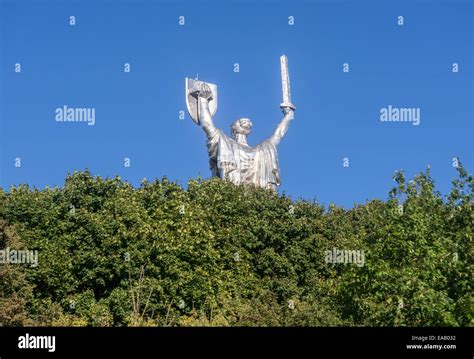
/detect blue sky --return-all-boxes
[0,0,472,208]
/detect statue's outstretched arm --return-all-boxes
[196,85,218,138]
[269,107,294,146]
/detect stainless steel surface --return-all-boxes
[185,78,218,125]
[280,55,295,110]
[185,56,295,190]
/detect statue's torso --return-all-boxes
[207,129,280,190]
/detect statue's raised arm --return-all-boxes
[190,84,217,139]
[186,79,219,139]
[195,85,218,138]
[268,106,295,146]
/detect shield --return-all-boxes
[185,78,218,125]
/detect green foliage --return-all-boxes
[0,219,34,326]
[0,165,472,326]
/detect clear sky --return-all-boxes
[0,0,472,208]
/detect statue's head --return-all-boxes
[231,118,252,140]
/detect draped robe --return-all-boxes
[206,129,281,190]
[196,96,292,191]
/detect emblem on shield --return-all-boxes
[185,78,218,125]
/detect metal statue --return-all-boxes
[185,55,295,190]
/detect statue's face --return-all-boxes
[232,118,253,137]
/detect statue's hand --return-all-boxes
[194,83,213,101]
[282,106,295,116]
[190,83,213,101]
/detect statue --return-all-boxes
[185,55,295,190]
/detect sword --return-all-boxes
[280,55,296,111]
